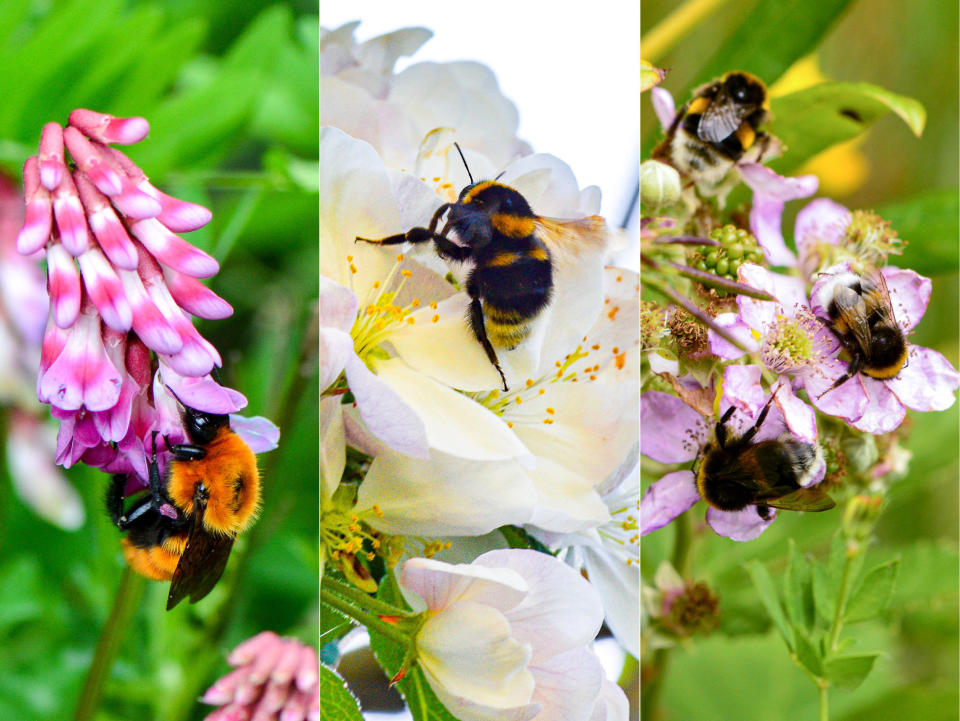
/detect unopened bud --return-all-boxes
[641,160,681,208]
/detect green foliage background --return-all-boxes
[0,2,318,719]
[642,0,958,719]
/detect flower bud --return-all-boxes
[641,159,681,208]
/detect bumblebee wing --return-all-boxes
[860,270,899,325]
[166,505,234,610]
[765,486,836,513]
[832,284,873,351]
[698,86,744,143]
[532,216,614,261]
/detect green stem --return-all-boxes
[322,576,413,618]
[672,509,694,576]
[320,588,411,647]
[73,567,146,721]
[819,682,829,721]
[828,551,855,651]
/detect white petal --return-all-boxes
[402,557,528,613]
[320,397,345,504]
[319,327,354,390]
[375,358,530,460]
[525,456,611,533]
[529,646,604,721]
[589,678,630,721]
[358,449,536,536]
[418,601,534,709]
[582,545,640,659]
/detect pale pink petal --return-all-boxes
[319,327,353,390]
[476,548,604,663]
[128,217,218,278]
[229,415,280,453]
[721,364,764,419]
[17,157,53,255]
[319,275,359,332]
[63,127,123,196]
[650,86,676,130]
[772,380,817,442]
[162,267,233,319]
[52,171,90,256]
[880,266,930,332]
[848,377,906,434]
[270,640,304,685]
[640,470,699,536]
[794,197,850,268]
[589,678,630,721]
[38,122,66,191]
[738,264,807,317]
[640,391,707,463]
[739,163,818,267]
[46,243,81,328]
[74,171,139,270]
[294,645,318,694]
[706,505,775,541]
[202,666,249,705]
[805,356,868,422]
[887,346,960,412]
[68,108,149,145]
[707,312,754,359]
[77,247,133,331]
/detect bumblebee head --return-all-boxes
[165,387,230,445]
[448,181,535,244]
[721,71,768,108]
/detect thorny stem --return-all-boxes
[73,567,146,721]
[322,576,413,619]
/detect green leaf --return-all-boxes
[320,664,364,721]
[812,562,836,623]
[793,630,824,677]
[879,189,959,275]
[783,540,815,633]
[691,0,855,91]
[769,82,926,174]
[823,652,881,690]
[845,559,899,624]
[745,561,793,650]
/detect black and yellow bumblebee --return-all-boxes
[107,400,260,610]
[655,71,773,189]
[815,268,908,396]
[696,393,835,520]
[356,148,608,391]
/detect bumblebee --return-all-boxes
[655,71,773,190]
[107,400,260,610]
[815,269,908,395]
[696,394,835,520]
[356,149,608,391]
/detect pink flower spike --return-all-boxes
[38,123,66,191]
[46,243,81,329]
[52,172,90,256]
[77,247,133,331]
[294,645,318,693]
[38,313,69,401]
[63,127,123,197]
[163,267,233,319]
[17,157,53,255]
[129,218,219,278]
[39,304,123,411]
[68,108,149,145]
[202,667,249,705]
[116,268,182,354]
[142,271,221,375]
[151,185,213,232]
[91,328,135,442]
[74,172,139,270]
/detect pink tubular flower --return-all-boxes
[201,631,319,721]
[16,109,275,484]
[641,370,825,542]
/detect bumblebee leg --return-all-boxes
[168,441,207,461]
[468,294,508,392]
[740,392,778,445]
[817,354,862,399]
[357,204,453,246]
[715,405,737,448]
[106,474,128,527]
[757,504,773,521]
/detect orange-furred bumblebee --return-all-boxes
[655,71,774,189]
[814,268,908,396]
[696,394,835,520]
[356,147,609,391]
[107,401,260,610]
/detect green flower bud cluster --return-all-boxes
[691,225,764,282]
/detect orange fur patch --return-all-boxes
[122,538,182,581]
[491,213,535,238]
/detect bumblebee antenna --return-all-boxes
[453,142,474,185]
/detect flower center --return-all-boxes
[599,489,639,567]
[760,307,822,375]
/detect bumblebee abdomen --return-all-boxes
[121,536,185,581]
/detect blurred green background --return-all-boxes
[642,0,958,719]
[0,2,318,719]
